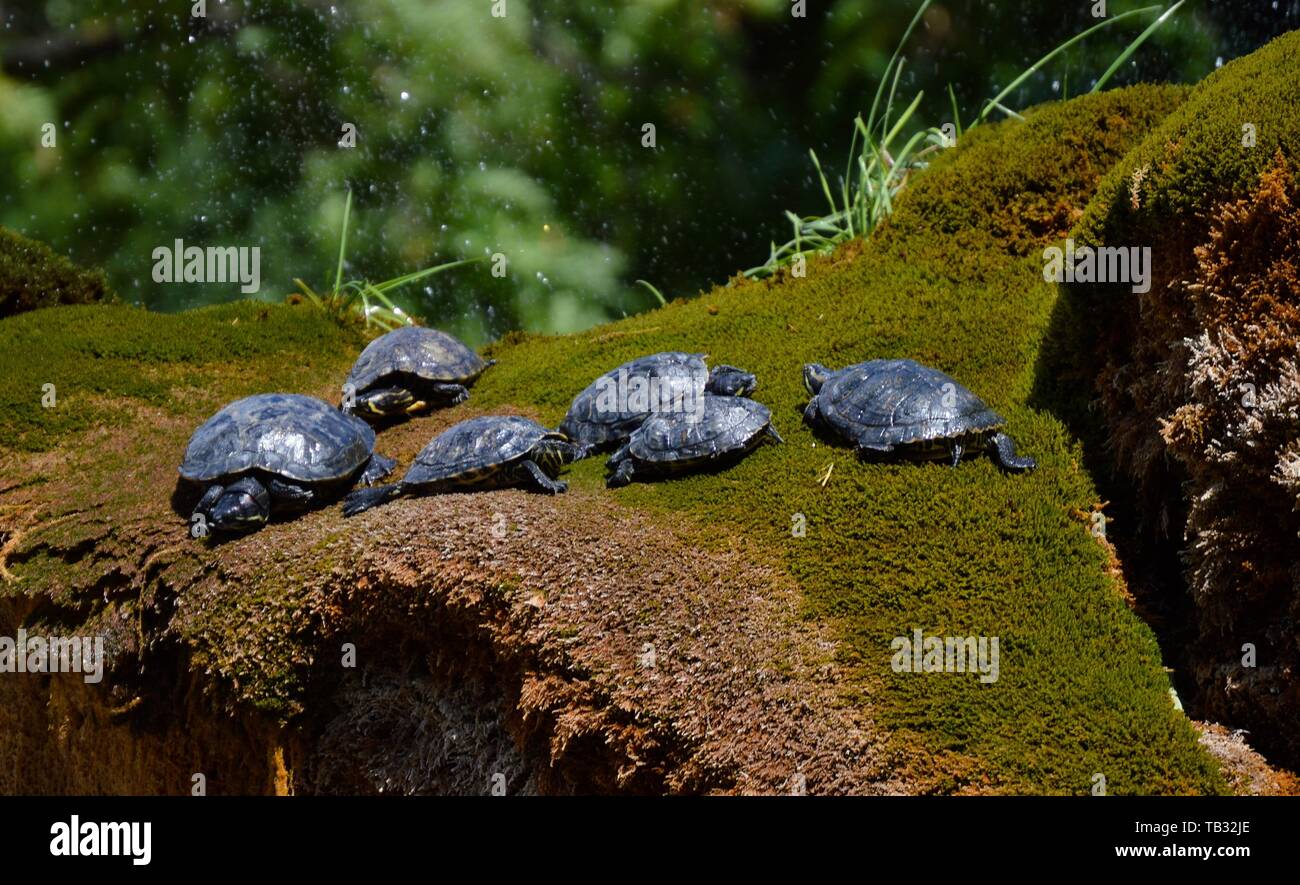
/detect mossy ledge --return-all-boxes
[3,77,1293,793]
[0,226,113,319]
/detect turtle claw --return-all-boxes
[361,452,398,485]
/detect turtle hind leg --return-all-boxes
[949,441,965,467]
[342,483,404,517]
[360,452,398,485]
[520,459,567,494]
[989,432,1036,472]
[765,423,785,445]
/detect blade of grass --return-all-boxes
[1093,0,1184,92]
[369,256,486,294]
[635,279,668,306]
[975,5,1160,126]
[866,0,932,135]
[333,189,352,296]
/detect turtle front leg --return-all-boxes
[427,382,470,405]
[949,441,965,467]
[265,476,315,512]
[360,452,398,485]
[605,459,635,489]
[520,459,568,494]
[802,397,824,431]
[191,484,225,534]
[605,443,635,488]
[988,432,1036,472]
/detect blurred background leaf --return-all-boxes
[0,0,1294,343]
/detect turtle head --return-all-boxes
[706,365,757,397]
[204,476,271,533]
[537,433,585,473]
[349,386,418,420]
[803,363,832,395]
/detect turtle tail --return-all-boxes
[342,483,403,517]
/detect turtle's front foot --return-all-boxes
[429,382,470,405]
[361,452,398,485]
[521,459,567,494]
[605,460,635,489]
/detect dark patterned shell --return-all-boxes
[404,416,550,484]
[180,393,375,483]
[817,359,1003,446]
[559,351,708,447]
[627,396,771,465]
[346,326,488,392]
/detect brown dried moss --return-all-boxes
[1159,156,1300,760]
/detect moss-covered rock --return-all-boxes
[3,82,1271,794]
[1046,30,1300,768]
[0,227,114,318]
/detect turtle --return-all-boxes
[801,358,1036,471]
[342,415,581,515]
[559,351,757,456]
[343,326,493,420]
[605,395,782,488]
[179,393,397,534]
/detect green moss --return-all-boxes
[1076,30,1300,250]
[0,301,363,451]
[468,84,1223,793]
[0,227,114,318]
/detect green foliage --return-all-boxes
[745,1,1186,280]
[0,226,113,317]
[0,1,1259,340]
[293,189,485,331]
[471,84,1222,793]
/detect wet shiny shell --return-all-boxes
[816,358,1004,447]
[403,416,552,485]
[559,351,708,446]
[626,395,771,466]
[180,393,376,483]
[346,326,489,392]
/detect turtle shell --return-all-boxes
[180,393,376,484]
[403,416,553,485]
[625,395,771,467]
[559,351,708,447]
[346,326,489,392]
[817,359,1003,447]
